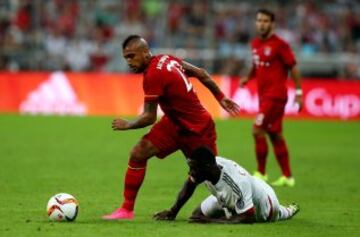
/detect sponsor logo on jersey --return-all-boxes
[264,46,272,56]
[236,198,245,210]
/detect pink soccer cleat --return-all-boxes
[102,208,134,220]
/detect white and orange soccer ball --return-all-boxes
[47,193,79,221]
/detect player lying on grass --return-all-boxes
[154,147,299,223]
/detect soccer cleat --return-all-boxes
[102,208,134,220]
[253,171,268,182]
[287,203,300,218]
[271,176,295,187]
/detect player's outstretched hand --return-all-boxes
[112,118,130,130]
[153,210,176,221]
[220,97,240,116]
[294,95,303,112]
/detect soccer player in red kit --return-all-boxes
[240,9,303,187]
[103,35,240,220]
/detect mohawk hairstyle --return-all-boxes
[122,35,142,49]
[256,9,275,22]
[189,146,216,166]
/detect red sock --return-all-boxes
[271,138,291,177]
[121,160,147,211]
[255,136,268,175]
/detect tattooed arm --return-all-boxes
[112,101,158,130]
[181,61,240,116]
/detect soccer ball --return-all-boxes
[47,193,79,221]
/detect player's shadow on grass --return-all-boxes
[38,217,321,227]
[76,218,190,225]
[36,218,190,225]
[74,218,306,226]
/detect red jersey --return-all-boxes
[143,54,212,133]
[251,34,296,101]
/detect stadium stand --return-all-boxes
[0,0,359,78]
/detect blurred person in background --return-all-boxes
[240,9,302,187]
[0,0,359,75]
[43,27,67,70]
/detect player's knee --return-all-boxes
[252,127,265,138]
[129,147,148,163]
[269,132,283,141]
[129,140,156,162]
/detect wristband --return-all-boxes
[295,89,303,96]
[215,91,225,101]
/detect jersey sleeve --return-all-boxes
[279,41,297,68]
[234,178,254,214]
[143,70,163,102]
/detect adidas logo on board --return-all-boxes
[20,72,86,115]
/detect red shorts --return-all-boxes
[253,99,286,133]
[143,116,217,158]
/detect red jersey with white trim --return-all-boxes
[143,54,212,133]
[251,34,296,101]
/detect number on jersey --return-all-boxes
[166,60,193,92]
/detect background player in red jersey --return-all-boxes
[240,9,303,187]
[103,35,240,220]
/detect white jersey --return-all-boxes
[203,156,280,222]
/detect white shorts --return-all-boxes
[256,180,280,222]
[200,195,223,217]
[200,195,239,219]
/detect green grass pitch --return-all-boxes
[0,115,359,237]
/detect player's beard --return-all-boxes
[130,65,145,73]
[136,66,146,73]
[259,27,272,39]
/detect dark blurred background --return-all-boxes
[0,0,359,78]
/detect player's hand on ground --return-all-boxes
[153,210,176,221]
[294,95,303,112]
[220,98,240,116]
[112,118,130,130]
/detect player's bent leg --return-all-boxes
[255,179,281,222]
[252,126,269,181]
[103,139,159,220]
[189,206,206,220]
[129,138,159,163]
[268,132,295,187]
[277,203,300,221]
[122,139,158,209]
[199,195,225,218]
[189,196,225,223]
